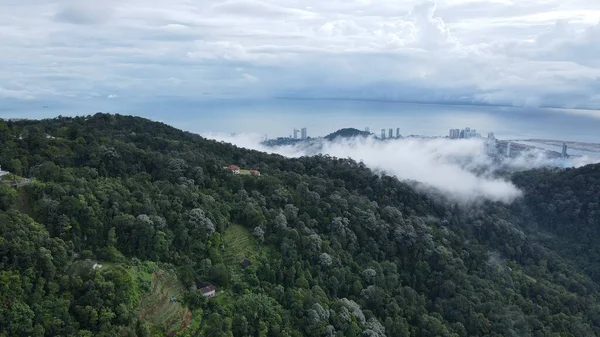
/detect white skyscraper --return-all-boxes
[396,128,400,138]
[381,129,386,139]
[301,127,307,140]
[293,128,299,139]
[388,128,393,138]
[485,133,497,155]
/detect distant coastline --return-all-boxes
[274,96,600,112]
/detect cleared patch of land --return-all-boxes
[222,224,259,266]
[136,267,191,336]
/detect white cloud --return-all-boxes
[54,1,116,25]
[202,133,600,204]
[2,0,600,108]
[204,134,599,205]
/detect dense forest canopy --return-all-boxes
[1,113,599,337]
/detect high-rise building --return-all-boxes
[449,129,460,139]
[506,142,512,157]
[381,129,386,139]
[562,142,568,157]
[301,127,307,140]
[457,127,482,139]
[396,128,400,138]
[485,133,497,155]
[388,128,393,138]
[293,128,299,139]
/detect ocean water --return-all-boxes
[515,141,600,158]
[3,98,600,143]
[138,99,600,143]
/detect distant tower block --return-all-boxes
[506,142,512,157]
[485,133,497,154]
[293,128,299,139]
[396,128,400,138]
[562,142,568,157]
[301,127,307,140]
[388,128,393,138]
[381,129,386,139]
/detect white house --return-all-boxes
[0,165,8,177]
[199,285,216,297]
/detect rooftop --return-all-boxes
[199,285,216,294]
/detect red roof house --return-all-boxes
[224,165,241,174]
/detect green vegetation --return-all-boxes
[137,268,190,336]
[1,113,600,337]
[221,224,259,265]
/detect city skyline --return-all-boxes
[275,125,503,141]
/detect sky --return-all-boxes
[2,0,600,110]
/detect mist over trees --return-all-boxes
[1,113,599,336]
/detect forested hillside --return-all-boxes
[512,166,600,281]
[1,113,600,337]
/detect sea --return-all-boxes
[3,98,600,144]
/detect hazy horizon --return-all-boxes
[3,98,600,143]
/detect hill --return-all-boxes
[324,128,372,140]
[1,113,600,336]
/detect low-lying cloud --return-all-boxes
[204,133,600,205]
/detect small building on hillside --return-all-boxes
[224,165,240,174]
[249,170,260,176]
[195,280,216,297]
[199,285,216,297]
[0,165,8,177]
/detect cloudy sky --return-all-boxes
[2,0,600,110]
